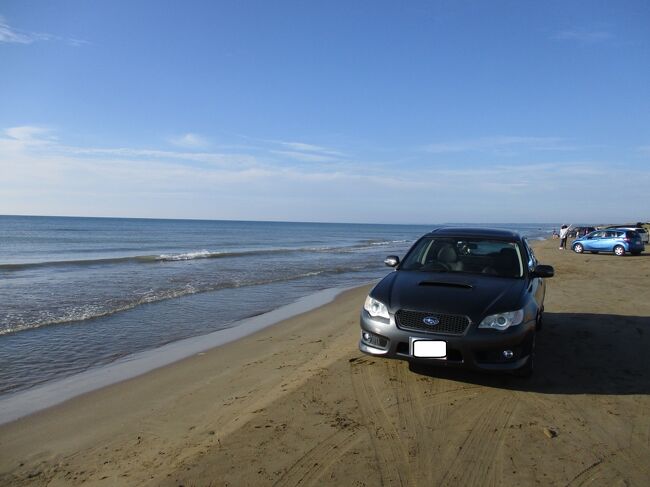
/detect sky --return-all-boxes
[1,1,649,224]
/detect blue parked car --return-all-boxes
[572,229,644,256]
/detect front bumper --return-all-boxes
[359,310,535,372]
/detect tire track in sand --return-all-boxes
[435,391,517,486]
[513,391,650,486]
[390,362,481,485]
[350,357,515,486]
[272,428,362,487]
[350,357,413,486]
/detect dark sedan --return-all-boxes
[359,228,554,377]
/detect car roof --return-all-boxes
[426,227,522,240]
[592,228,636,235]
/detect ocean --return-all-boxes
[0,215,554,398]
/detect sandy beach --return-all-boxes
[1,237,649,486]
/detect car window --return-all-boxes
[523,238,537,270]
[605,231,617,238]
[591,231,605,238]
[400,237,523,277]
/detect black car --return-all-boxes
[569,226,596,238]
[359,228,554,377]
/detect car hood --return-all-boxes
[372,270,527,323]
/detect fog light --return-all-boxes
[502,350,514,359]
[361,331,388,349]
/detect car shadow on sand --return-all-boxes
[408,312,650,395]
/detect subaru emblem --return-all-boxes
[423,316,440,326]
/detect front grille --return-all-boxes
[395,309,470,335]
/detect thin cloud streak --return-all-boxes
[424,136,569,154]
[552,29,613,44]
[0,15,88,46]
[271,150,340,163]
[277,141,345,158]
[169,133,210,149]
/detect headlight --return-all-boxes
[364,296,390,320]
[478,309,524,331]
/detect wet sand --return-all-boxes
[1,238,649,486]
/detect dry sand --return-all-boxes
[1,238,650,486]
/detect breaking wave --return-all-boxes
[0,240,409,272]
[0,263,379,336]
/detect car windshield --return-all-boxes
[400,237,524,277]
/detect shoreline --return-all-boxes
[0,284,362,425]
[0,235,554,423]
[3,237,650,486]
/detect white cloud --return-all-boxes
[169,133,210,149]
[273,140,346,159]
[60,146,260,168]
[280,142,328,152]
[0,15,87,46]
[1,126,648,223]
[271,150,340,163]
[0,16,43,44]
[5,126,53,142]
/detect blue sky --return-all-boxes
[1,1,649,224]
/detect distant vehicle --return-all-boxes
[359,228,554,377]
[569,226,596,238]
[572,229,644,256]
[604,226,649,244]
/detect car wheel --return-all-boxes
[614,245,625,256]
[573,243,584,253]
[514,335,535,378]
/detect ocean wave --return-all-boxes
[0,250,276,271]
[0,263,379,336]
[0,239,410,271]
[309,240,410,253]
[156,250,223,261]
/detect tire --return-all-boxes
[573,243,584,253]
[614,245,625,256]
[514,335,535,378]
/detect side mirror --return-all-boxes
[384,255,400,267]
[531,264,554,278]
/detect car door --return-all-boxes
[585,231,604,251]
[602,231,620,251]
[524,239,545,308]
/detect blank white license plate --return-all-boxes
[412,340,447,358]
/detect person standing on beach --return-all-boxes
[559,224,571,250]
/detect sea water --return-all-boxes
[0,216,554,396]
